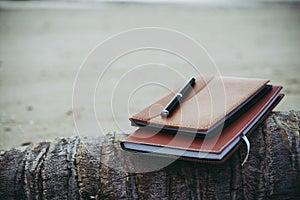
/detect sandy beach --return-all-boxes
[0,1,299,149]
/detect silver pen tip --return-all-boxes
[161,110,169,118]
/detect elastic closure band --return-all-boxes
[241,135,250,166]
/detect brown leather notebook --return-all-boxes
[121,85,284,163]
[130,76,270,135]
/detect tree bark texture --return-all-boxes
[0,111,299,200]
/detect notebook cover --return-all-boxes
[130,76,270,134]
[121,85,283,163]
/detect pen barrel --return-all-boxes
[179,77,196,97]
[161,77,196,118]
[164,94,182,114]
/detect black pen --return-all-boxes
[161,77,196,118]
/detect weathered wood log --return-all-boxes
[0,111,299,199]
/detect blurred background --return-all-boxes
[0,0,299,149]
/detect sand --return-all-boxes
[0,1,299,149]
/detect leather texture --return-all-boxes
[122,85,283,163]
[130,76,270,132]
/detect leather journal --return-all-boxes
[121,76,284,163]
[130,76,271,135]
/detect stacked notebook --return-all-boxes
[121,76,284,163]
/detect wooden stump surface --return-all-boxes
[0,111,299,199]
